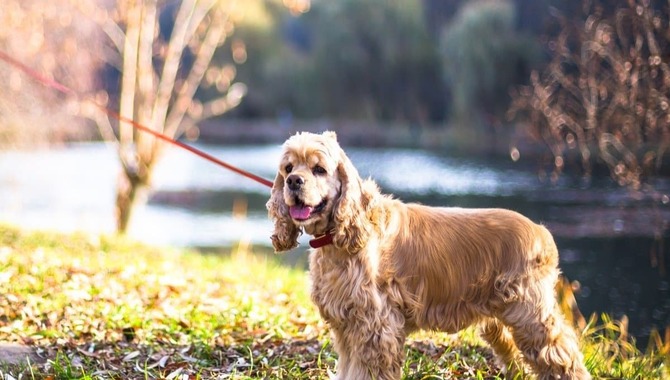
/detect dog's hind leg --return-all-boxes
[480,318,526,379]
[498,277,591,380]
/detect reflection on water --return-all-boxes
[1,142,669,344]
[557,237,670,339]
[0,144,118,233]
[349,150,538,196]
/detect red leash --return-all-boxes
[0,50,273,189]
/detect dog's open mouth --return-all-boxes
[289,198,327,221]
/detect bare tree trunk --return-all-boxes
[100,0,243,234]
[115,170,149,233]
[115,0,142,235]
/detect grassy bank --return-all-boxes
[0,225,667,379]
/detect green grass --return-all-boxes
[0,224,667,379]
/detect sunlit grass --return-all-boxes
[0,224,668,379]
[0,224,329,378]
[579,314,670,379]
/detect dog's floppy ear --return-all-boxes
[332,149,371,254]
[266,172,300,252]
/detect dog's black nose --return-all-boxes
[286,174,304,191]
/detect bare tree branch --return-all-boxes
[78,99,117,144]
[164,7,230,138]
[150,0,203,135]
[100,19,126,55]
[136,0,158,165]
[119,0,141,148]
[185,83,247,124]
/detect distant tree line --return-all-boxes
[209,0,562,131]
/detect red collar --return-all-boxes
[309,232,333,248]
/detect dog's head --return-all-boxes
[266,131,370,253]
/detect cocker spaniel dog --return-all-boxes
[267,131,591,380]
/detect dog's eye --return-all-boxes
[313,165,327,175]
[285,164,293,173]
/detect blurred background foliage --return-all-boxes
[0,0,630,130]
[232,0,446,123]
[218,0,558,128]
[441,0,541,128]
[0,0,103,145]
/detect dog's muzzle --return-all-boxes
[289,198,327,221]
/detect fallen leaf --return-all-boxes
[165,367,182,380]
[122,350,140,361]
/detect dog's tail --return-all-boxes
[535,224,560,272]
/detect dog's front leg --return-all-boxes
[330,328,353,380]
[330,309,406,380]
[331,330,404,380]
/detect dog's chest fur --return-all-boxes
[308,245,387,327]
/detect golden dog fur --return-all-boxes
[267,131,591,380]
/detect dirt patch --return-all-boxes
[0,343,43,365]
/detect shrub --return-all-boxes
[508,0,670,189]
[441,0,540,128]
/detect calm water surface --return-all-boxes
[1,142,669,343]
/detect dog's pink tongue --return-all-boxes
[289,205,313,220]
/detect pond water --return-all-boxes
[1,142,669,344]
